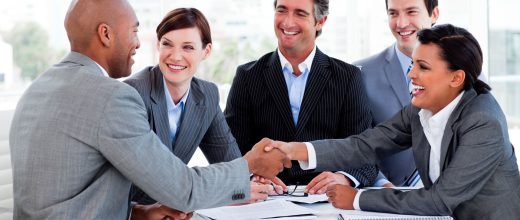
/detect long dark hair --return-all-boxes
[417,24,491,93]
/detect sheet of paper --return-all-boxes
[196,199,316,220]
[268,194,328,204]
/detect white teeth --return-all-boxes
[399,31,413,36]
[167,64,186,70]
[413,85,425,90]
[283,30,298,35]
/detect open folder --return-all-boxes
[196,199,316,220]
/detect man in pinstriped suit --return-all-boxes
[225,0,377,193]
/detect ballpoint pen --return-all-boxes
[337,213,345,220]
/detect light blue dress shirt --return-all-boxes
[163,77,189,144]
[277,46,317,126]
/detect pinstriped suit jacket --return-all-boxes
[353,45,416,186]
[124,65,242,204]
[225,48,378,186]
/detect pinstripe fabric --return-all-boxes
[124,66,241,204]
[225,48,377,186]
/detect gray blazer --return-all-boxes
[124,66,242,204]
[312,89,520,219]
[9,52,250,219]
[354,45,416,186]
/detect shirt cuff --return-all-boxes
[374,178,391,187]
[298,142,316,170]
[353,190,363,210]
[335,171,361,188]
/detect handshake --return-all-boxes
[242,138,305,179]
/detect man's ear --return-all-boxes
[315,16,327,33]
[98,23,112,47]
[450,69,466,88]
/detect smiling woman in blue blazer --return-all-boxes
[268,24,520,219]
[124,8,276,211]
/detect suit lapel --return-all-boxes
[263,52,296,133]
[295,49,330,136]
[383,45,410,107]
[411,109,434,187]
[172,79,205,163]
[439,90,477,170]
[150,67,172,151]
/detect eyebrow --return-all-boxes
[388,6,421,12]
[415,59,431,66]
[160,36,195,45]
[276,5,311,16]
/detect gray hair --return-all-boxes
[274,0,329,36]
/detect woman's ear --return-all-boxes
[450,69,466,88]
[202,43,212,60]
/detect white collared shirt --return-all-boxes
[277,46,316,125]
[419,91,464,183]
[303,91,465,210]
[162,77,190,144]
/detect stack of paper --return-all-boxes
[196,199,316,220]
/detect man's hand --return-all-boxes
[326,184,357,210]
[305,172,351,194]
[131,203,192,220]
[243,138,291,179]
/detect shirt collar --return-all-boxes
[94,62,110,78]
[162,76,190,112]
[419,91,465,126]
[394,44,412,76]
[277,45,317,74]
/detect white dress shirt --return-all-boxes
[419,91,464,182]
[303,91,465,210]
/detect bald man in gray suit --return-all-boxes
[9,0,289,219]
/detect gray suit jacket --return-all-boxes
[354,45,416,186]
[312,89,520,219]
[9,52,250,219]
[124,66,242,204]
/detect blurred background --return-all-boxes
[1,0,519,219]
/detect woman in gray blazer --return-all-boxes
[269,24,520,219]
[124,8,278,211]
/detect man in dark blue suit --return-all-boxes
[225,0,377,194]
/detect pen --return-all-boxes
[337,213,345,220]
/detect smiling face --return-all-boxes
[157,27,211,89]
[107,5,140,78]
[387,0,438,57]
[274,0,326,56]
[409,43,465,114]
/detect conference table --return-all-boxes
[193,198,453,220]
